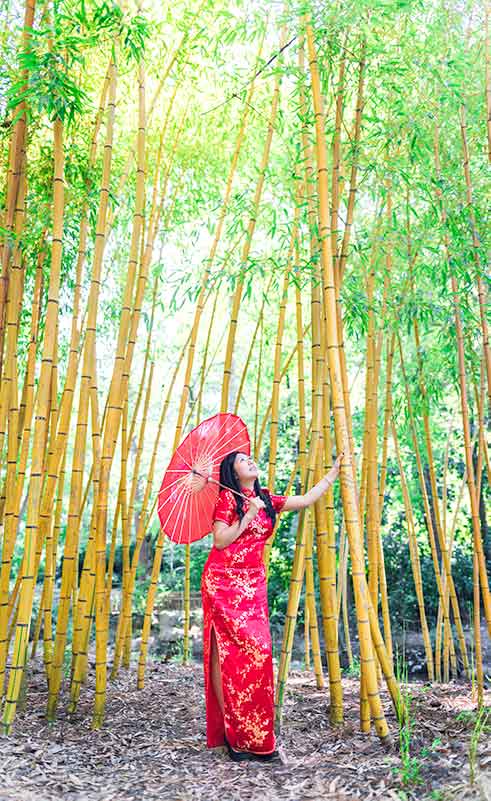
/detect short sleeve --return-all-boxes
[213,489,237,526]
[267,491,287,514]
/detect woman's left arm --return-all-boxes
[282,453,344,512]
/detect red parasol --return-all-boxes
[157,413,250,544]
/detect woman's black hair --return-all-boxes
[219,451,276,526]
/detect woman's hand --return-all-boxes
[282,451,345,512]
[327,451,344,481]
[212,495,265,550]
[334,451,344,469]
[244,496,265,521]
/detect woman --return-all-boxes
[201,449,343,762]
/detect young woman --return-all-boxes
[201,450,343,762]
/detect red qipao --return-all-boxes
[201,487,286,754]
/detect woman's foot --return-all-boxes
[224,737,278,763]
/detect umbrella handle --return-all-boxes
[191,469,250,503]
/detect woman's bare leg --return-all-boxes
[210,627,224,713]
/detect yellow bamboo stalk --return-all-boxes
[304,512,324,688]
[46,64,117,722]
[486,0,491,163]
[174,36,264,436]
[459,103,491,410]
[391,419,434,680]
[330,39,347,268]
[267,208,298,490]
[253,314,264,457]
[434,121,491,636]
[337,39,366,283]
[0,163,27,697]
[275,436,320,727]
[127,362,154,540]
[136,530,165,689]
[197,286,220,422]
[27,66,112,613]
[365,243,380,616]
[317,345,343,718]
[295,250,323,688]
[378,334,395,520]
[109,112,187,670]
[337,524,354,668]
[68,358,103,708]
[398,339,465,675]
[220,29,285,413]
[233,274,273,415]
[113,335,192,685]
[2,114,65,734]
[0,0,35,379]
[408,250,462,672]
[14,238,45,485]
[304,599,310,671]
[255,323,311,459]
[473,550,484,707]
[314,440,343,723]
[41,445,67,679]
[306,17,393,740]
[182,543,191,664]
[91,61,147,728]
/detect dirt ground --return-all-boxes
[0,659,489,801]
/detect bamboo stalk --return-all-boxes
[267,211,298,491]
[2,113,65,734]
[92,60,147,728]
[473,549,484,707]
[108,102,189,670]
[253,315,264,458]
[398,339,464,674]
[0,162,27,697]
[136,530,165,689]
[337,40,366,283]
[47,64,117,722]
[0,0,36,379]
[365,240,380,618]
[391,419,434,680]
[233,274,273,415]
[127,362,154,540]
[220,29,285,413]
[42,445,67,679]
[486,0,491,164]
[459,103,491,412]
[275,437,320,727]
[306,17,394,740]
[304,513,324,688]
[174,36,264,437]
[434,121,491,636]
[331,38,347,270]
[114,335,192,685]
[255,323,312,459]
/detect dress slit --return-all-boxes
[204,620,227,748]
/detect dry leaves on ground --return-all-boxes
[0,659,489,801]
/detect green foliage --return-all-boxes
[6,0,150,126]
[2,0,488,672]
[468,707,490,786]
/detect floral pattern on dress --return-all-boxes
[201,486,286,754]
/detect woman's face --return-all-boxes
[233,452,258,483]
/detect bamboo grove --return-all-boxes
[0,0,489,738]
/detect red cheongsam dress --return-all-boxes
[201,486,286,754]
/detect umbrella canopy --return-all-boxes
[157,413,250,544]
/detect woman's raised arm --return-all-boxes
[282,453,343,512]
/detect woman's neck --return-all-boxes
[240,479,256,493]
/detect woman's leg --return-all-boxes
[210,626,224,713]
